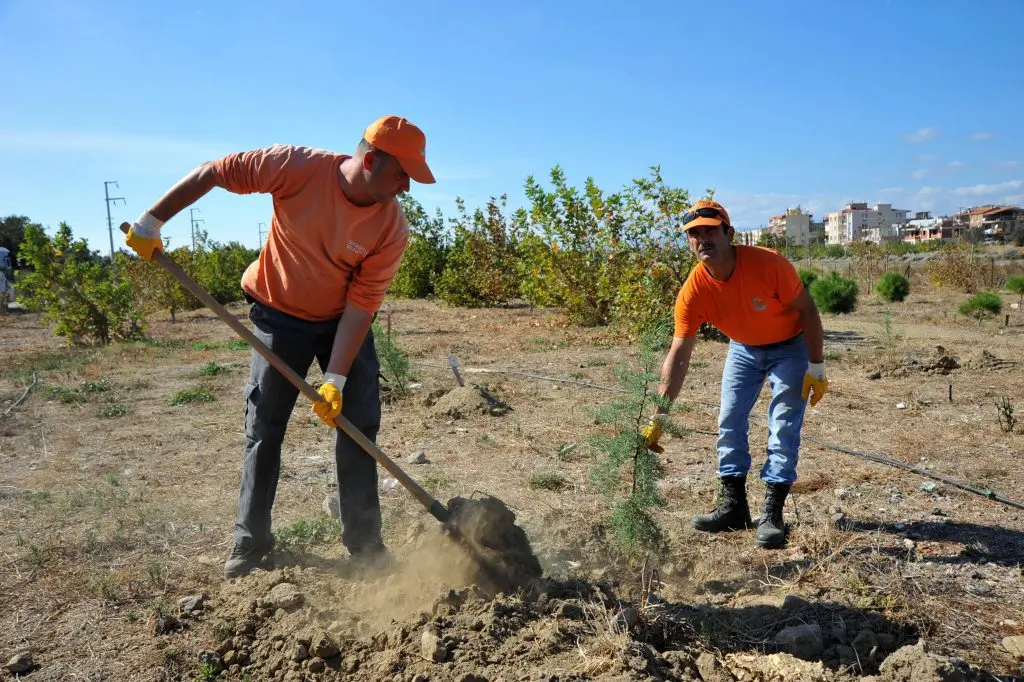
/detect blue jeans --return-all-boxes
[717,334,808,485]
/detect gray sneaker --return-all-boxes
[223,544,273,579]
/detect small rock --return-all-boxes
[1003,635,1024,660]
[456,674,489,682]
[407,450,429,465]
[896,402,907,409]
[421,629,446,662]
[610,606,638,634]
[322,493,340,518]
[903,538,917,551]
[558,443,578,458]
[411,675,429,682]
[178,594,205,616]
[197,651,224,673]
[695,652,733,682]
[920,481,938,493]
[309,633,340,659]
[5,651,32,674]
[834,488,852,500]
[267,583,304,610]
[291,644,309,662]
[308,657,325,673]
[774,623,824,660]
[222,650,238,666]
[868,371,883,380]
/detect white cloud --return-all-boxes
[910,168,928,180]
[917,153,938,162]
[969,132,994,142]
[714,190,844,227]
[904,127,937,143]
[946,161,965,171]
[953,180,1022,196]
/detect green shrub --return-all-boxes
[435,196,524,307]
[809,272,859,314]
[1006,275,1024,307]
[876,272,911,302]
[16,222,145,345]
[958,292,1002,325]
[527,472,568,492]
[170,388,216,405]
[797,268,819,291]
[372,321,415,401]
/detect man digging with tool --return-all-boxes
[124,115,435,578]
[642,200,829,549]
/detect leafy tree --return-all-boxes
[435,195,525,307]
[757,233,790,251]
[17,222,144,344]
[391,195,449,298]
[0,215,37,269]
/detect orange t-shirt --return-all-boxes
[211,144,408,322]
[673,245,804,345]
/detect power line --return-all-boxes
[189,208,205,251]
[104,181,126,261]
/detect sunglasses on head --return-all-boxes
[682,207,729,227]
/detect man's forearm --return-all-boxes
[655,338,695,415]
[801,308,825,364]
[326,308,374,378]
[148,163,220,222]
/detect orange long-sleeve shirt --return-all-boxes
[211,144,408,321]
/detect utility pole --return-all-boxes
[258,222,267,245]
[189,208,205,251]
[104,181,126,261]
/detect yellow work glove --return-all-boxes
[312,372,345,426]
[640,414,666,453]
[802,362,829,407]
[125,211,165,261]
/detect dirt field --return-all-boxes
[2,284,1023,681]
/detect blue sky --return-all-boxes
[1,0,1022,254]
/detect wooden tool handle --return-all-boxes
[120,223,450,523]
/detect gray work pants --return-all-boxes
[234,299,383,555]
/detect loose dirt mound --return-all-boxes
[870,351,961,379]
[444,495,543,597]
[192,568,989,682]
[428,385,511,419]
[964,349,1018,372]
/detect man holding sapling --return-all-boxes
[124,116,435,577]
[641,200,828,548]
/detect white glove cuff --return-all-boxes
[808,362,826,380]
[323,372,347,390]
[133,211,165,239]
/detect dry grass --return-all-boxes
[1,287,1023,677]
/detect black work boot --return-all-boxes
[692,476,753,532]
[755,483,791,549]
[223,541,274,579]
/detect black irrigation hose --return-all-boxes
[412,359,1024,511]
[801,434,1024,511]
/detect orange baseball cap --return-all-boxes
[682,200,731,230]
[364,115,435,184]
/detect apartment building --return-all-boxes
[767,207,813,246]
[826,202,909,245]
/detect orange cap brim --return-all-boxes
[396,155,436,184]
[684,216,726,231]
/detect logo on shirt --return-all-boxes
[751,296,767,312]
[347,240,368,257]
